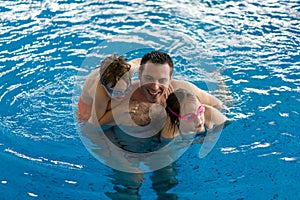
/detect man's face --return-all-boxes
[139,61,172,103]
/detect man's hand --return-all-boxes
[112,100,142,127]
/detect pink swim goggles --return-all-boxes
[167,104,205,122]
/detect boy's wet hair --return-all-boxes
[100,53,131,88]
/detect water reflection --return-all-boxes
[79,122,184,199]
[105,163,178,200]
[150,163,179,199]
[105,170,145,200]
[79,117,227,199]
[79,122,191,173]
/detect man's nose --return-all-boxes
[149,81,160,90]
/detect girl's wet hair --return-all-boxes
[166,88,198,130]
[99,53,131,88]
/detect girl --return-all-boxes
[161,88,229,139]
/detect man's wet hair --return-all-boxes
[140,51,174,75]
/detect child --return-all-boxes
[161,88,229,139]
[77,54,140,126]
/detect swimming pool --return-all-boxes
[1,0,299,199]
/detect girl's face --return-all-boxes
[178,98,205,134]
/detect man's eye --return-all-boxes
[159,79,168,84]
[145,76,153,81]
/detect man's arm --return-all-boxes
[127,58,141,75]
[171,80,223,110]
[203,105,228,129]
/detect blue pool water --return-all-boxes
[1,0,299,199]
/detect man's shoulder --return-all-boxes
[124,81,140,100]
[170,79,195,90]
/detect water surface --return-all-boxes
[0,0,299,199]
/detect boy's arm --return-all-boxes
[98,99,140,126]
[94,82,112,125]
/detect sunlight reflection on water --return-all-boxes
[0,0,299,199]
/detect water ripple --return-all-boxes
[1,0,299,139]
[5,148,83,169]
[0,0,299,198]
